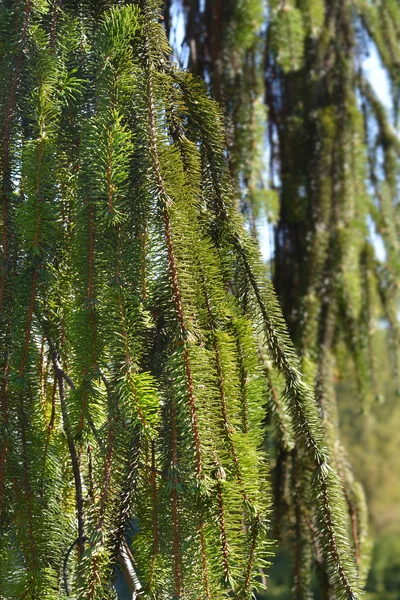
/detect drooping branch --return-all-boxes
[38,319,85,555]
[51,346,85,555]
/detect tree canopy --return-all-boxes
[0,1,399,599]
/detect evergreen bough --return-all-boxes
[0,1,362,599]
[171,0,400,596]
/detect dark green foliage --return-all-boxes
[0,1,378,599]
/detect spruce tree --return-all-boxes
[0,1,380,599]
[171,0,400,597]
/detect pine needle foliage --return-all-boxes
[0,1,366,599]
[171,0,400,597]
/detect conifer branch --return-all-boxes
[243,515,262,598]
[63,536,88,596]
[148,439,159,590]
[199,522,212,600]
[0,0,32,310]
[216,477,230,583]
[0,361,8,522]
[51,347,85,555]
[171,65,360,595]
[40,375,57,481]
[0,3,382,597]
[235,334,250,435]
[18,397,38,571]
[203,281,248,500]
[170,396,181,595]
[144,10,203,479]
[38,320,86,556]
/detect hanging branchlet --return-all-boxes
[0,2,380,600]
[166,0,400,596]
